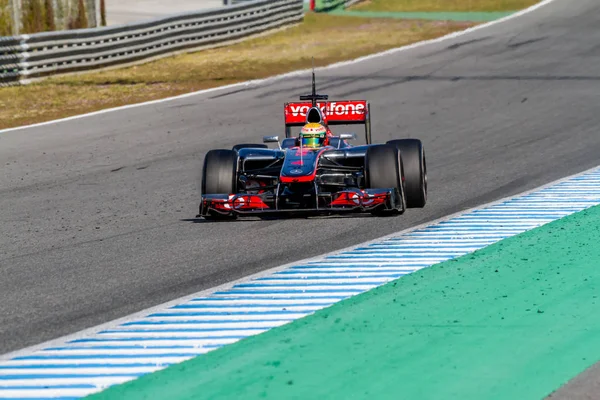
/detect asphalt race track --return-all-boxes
[1,0,599,356]
[106,0,224,26]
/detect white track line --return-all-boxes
[0,163,598,399]
[1,162,588,366]
[0,0,556,135]
[0,1,566,398]
[0,166,597,399]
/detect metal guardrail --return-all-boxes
[0,0,303,85]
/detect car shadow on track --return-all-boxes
[181,214,376,223]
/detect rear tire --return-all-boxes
[232,143,268,151]
[201,149,238,220]
[365,145,406,216]
[386,139,427,208]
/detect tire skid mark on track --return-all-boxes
[1,167,600,399]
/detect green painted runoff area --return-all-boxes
[312,0,515,20]
[90,205,600,400]
[326,10,514,21]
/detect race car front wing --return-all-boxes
[199,188,401,217]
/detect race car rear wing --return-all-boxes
[283,100,373,144]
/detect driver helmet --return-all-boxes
[299,123,327,148]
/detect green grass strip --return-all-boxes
[89,205,600,400]
[314,0,346,12]
[327,10,515,21]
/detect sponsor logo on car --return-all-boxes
[287,101,366,117]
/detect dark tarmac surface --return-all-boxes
[1,7,598,392]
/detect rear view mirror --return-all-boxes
[263,135,280,143]
[339,133,356,140]
[263,135,281,149]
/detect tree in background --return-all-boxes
[54,0,65,30]
[22,0,44,33]
[0,0,13,36]
[43,0,54,30]
[0,0,98,35]
[21,0,59,33]
[67,0,87,29]
[100,0,105,26]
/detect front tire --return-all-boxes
[365,145,406,216]
[201,149,238,220]
[386,139,427,208]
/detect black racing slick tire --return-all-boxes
[202,149,238,195]
[386,139,427,208]
[201,149,238,220]
[232,143,268,152]
[365,145,406,216]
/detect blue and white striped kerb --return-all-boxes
[3,168,600,399]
